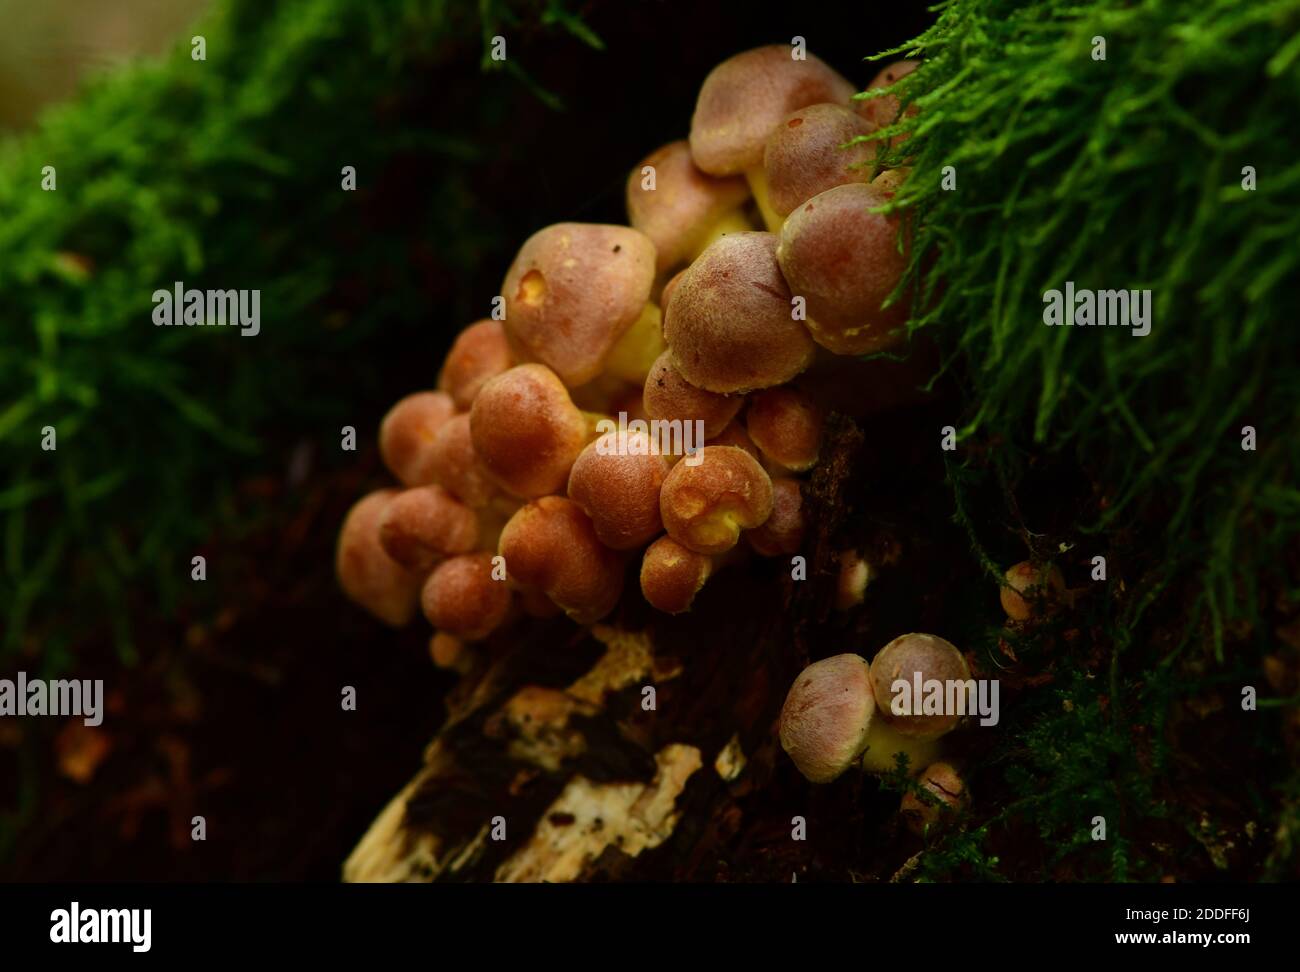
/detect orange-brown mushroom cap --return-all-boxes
[748,477,805,556]
[1000,560,1066,621]
[470,364,593,499]
[439,319,513,409]
[567,431,672,550]
[763,103,878,218]
[498,496,624,624]
[627,140,751,273]
[870,633,971,739]
[746,387,824,472]
[659,445,774,555]
[420,552,512,641]
[640,535,714,614]
[336,489,423,627]
[643,350,744,439]
[665,232,815,393]
[779,653,876,783]
[854,59,920,132]
[689,45,855,176]
[379,391,456,487]
[378,484,479,573]
[705,418,761,460]
[501,223,656,388]
[899,760,969,836]
[428,413,497,508]
[777,183,910,356]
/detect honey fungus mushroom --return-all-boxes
[469,364,596,499]
[643,350,744,440]
[869,633,971,740]
[779,654,876,783]
[659,445,774,555]
[855,59,920,133]
[377,484,479,573]
[626,140,752,273]
[665,232,815,393]
[1000,560,1067,621]
[763,103,878,218]
[777,182,910,356]
[336,489,423,627]
[567,430,672,550]
[379,391,456,486]
[899,761,969,836]
[747,477,805,556]
[501,223,656,388]
[745,387,824,473]
[427,413,497,509]
[497,496,624,624]
[438,319,513,410]
[689,45,855,230]
[420,551,512,641]
[640,535,714,615]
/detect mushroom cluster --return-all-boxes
[779,635,972,835]
[336,45,917,666]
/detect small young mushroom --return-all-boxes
[763,103,878,218]
[427,413,497,508]
[626,140,752,273]
[869,633,971,740]
[429,631,469,671]
[567,430,672,550]
[420,551,512,641]
[835,549,875,610]
[640,535,714,614]
[871,167,910,194]
[1000,560,1068,621]
[643,350,744,440]
[497,496,624,624]
[469,364,597,499]
[689,45,855,230]
[378,484,479,573]
[747,477,805,556]
[659,445,774,555]
[665,232,815,393]
[899,760,968,836]
[379,391,457,486]
[779,654,876,783]
[777,182,910,356]
[501,223,656,387]
[854,60,920,135]
[745,386,824,473]
[438,319,514,409]
[336,489,423,627]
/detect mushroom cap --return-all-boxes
[763,103,878,218]
[378,484,479,573]
[665,232,815,393]
[855,59,920,131]
[705,418,760,460]
[640,535,714,614]
[469,363,592,499]
[779,653,876,783]
[379,391,456,486]
[777,183,910,356]
[659,444,774,555]
[899,760,968,836]
[427,412,497,508]
[748,477,805,556]
[1000,560,1066,621]
[501,223,656,387]
[439,319,514,409]
[627,140,751,272]
[567,431,672,550]
[659,267,688,311]
[643,350,744,439]
[420,552,512,640]
[336,489,423,627]
[689,45,856,176]
[746,386,824,472]
[497,496,624,624]
[429,631,468,670]
[835,549,874,610]
[870,633,971,739]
